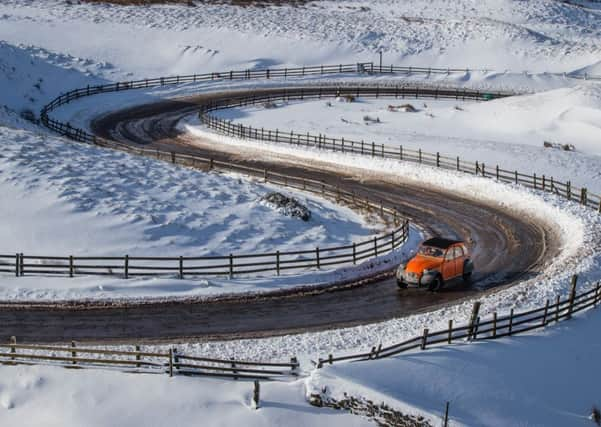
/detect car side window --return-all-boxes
[444,249,454,260]
[454,246,464,258]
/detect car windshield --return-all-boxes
[418,245,444,258]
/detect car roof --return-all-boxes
[422,237,463,249]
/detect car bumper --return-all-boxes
[396,270,436,288]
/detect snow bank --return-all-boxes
[310,307,601,427]
[0,41,104,126]
[160,122,601,361]
[211,86,601,190]
[0,364,369,427]
[0,126,402,301]
[1,0,600,74]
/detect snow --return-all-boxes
[210,86,601,191]
[1,0,601,76]
[0,364,370,427]
[0,126,405,301]
[309,306,601,427]
[1,303,599,427]
[1,0,601,424]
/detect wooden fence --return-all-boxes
[198,86,601,213]
[315,276,601,367]
[0,337,299,381]
[0,162,409,278]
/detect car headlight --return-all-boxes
[423,268,435,275]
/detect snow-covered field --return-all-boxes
[309,306,601,427]
[210,85,601,193]
[0,363,371,427]
[1,0,601,425]
[0,124,405,301]
[1,306,599,427]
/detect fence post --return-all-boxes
[542,300,549,326]
[316,247,320,269]
[567,181,571,200]
[421,328,429,350]
[492,312,497,337]
[448,319,453,344]
[10,336,16,362]
[373,237,378,257]
[179,256,184,279]
[168,348,174,377]
[508,308,514,335]
[68,255,74,277]
[555,295,560,322]
[124,255,129,279]
[253,381,260,409]
[19,253,24,276]
[595,282,600,307]
[400,145,403,160]
[419,149,422,163]
[229,254,234,278]
[567,274,578,319]
[352,243,357,264]
[443,401,450,427]
[468,302,481,340]
[136,345,141,368]
[436,152,440,167]
[15,253,19,277]
[456,156,460,171]
[276,251,280,276]
[71,341,77,365]
[496,165,499,181]
[581,188,587,206]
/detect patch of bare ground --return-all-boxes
[309,391,433,427]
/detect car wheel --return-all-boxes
[396,279,407,289]
[462,262,473,282]
[428,276,443,292]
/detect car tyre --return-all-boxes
[396,279,407,289]
[428,276,443,292]
[462,261,473,283]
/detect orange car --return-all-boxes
[396,237,473,291]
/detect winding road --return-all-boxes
[1,87,558,343]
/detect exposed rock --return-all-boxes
[387,104,417,112]
[260,192,311,221]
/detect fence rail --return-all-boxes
[0,337,299,380]
[197,86,601,213]
[8,59,597,379]
[1,164,409,278]
[315,277,601,366]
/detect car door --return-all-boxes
[442,248,455,280]
[453,245,465,277]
